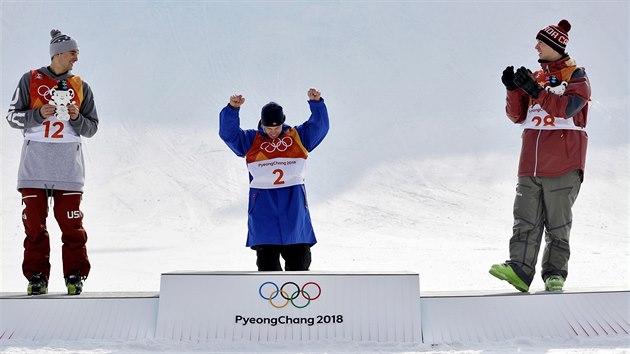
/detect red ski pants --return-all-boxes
[21,188,91,281]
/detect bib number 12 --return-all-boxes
[43,121,64,138]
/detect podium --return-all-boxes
[2,272,627,344]
[155,271,422,342]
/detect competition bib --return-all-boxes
[25,70,83,143]
[246,129,308,189]
[24,116,81,143]
[247,157,307,189]
[522,104,583,131]
[522,64,584,131]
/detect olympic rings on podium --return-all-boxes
[258,281,322,308]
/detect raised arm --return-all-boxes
[295,88,330,152]
[219,94,256,157]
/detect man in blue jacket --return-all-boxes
[219,88,329,271]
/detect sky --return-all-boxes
[0,1,628,353]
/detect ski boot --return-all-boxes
[27,272,48,295]
[489,263,529,292]
[65,273,85,295]
[545,275,565,292]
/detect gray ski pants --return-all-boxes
[508,170,582,286]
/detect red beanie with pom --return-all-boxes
[536,19,571,54]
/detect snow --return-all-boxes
[1,1,628,353]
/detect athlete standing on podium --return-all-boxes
[5,29,99,295]
[490,20,591,292]
[219,88,329,271]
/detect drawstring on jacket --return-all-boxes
[44,184,56,207]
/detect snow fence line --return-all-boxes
[0,271,628,345]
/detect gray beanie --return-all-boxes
[49,29,79,57]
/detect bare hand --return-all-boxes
[229,94,245,108]
[307,87,321,101]
[68,104,79,120]
[40,104,56,118]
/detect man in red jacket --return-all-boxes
[490,19,591,292]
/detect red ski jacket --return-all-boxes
[505,56,591,179]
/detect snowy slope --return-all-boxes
[1,1,629,352]
[1,0,627,294]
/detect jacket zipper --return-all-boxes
[534,130,542,176]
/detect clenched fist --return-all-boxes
[307,88,321,101]
[229,94,245,108]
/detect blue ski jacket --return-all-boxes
[219,99,329,248]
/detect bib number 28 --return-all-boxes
[531,114,556,127]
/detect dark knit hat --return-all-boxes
[261,102,285,127]
[49,29,79,57]
[536,20,571,55]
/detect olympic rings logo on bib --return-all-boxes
[258,281,322,309]
[38,84,53,101]
[260,137,293,153]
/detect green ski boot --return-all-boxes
[66,274,84,295]
[27,273,48,295]
[545,275,565,292]
[489,263,529,292]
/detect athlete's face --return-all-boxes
[54,50,79,72]
[535,40,561,61]
[263,125,283,139]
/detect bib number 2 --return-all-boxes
[43,121,64,138]
[273,169,285,185]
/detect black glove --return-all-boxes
[513,66,541,98]
[501,66,518,91]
